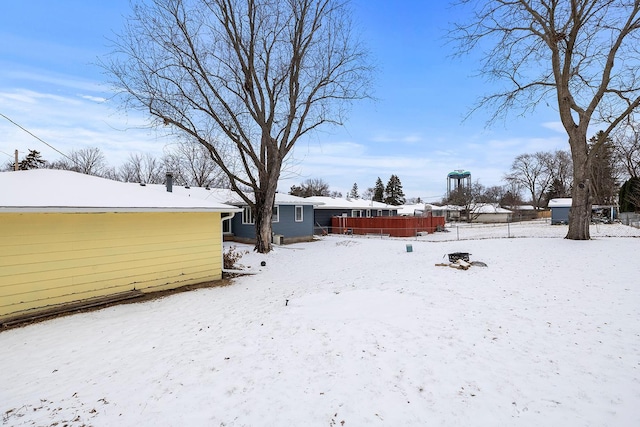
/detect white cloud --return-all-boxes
[541,121,566,133]
[371,133,423,144]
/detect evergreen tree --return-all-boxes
[373,177,385,202]
[589,132,618,205]
[544,178,570,205]
[348,182,359,199]
[18,149,46,170]
[384,175,405,205]
[619,177,640,212]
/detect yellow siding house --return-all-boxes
[0,169,239,324]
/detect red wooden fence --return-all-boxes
[330,215,445,237]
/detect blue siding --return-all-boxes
[314,209,350,228]
[551,207,570,224]
[273,205,314,238]
[230,213,256,239]
[229,204,314,240]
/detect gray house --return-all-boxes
[225,192,317,244]
[304,196,398,234]
[147,185,318,244]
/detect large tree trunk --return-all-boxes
[253,139,282,253]
[254,198,274,253]
[566,132,591,240]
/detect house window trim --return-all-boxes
[351,209,363,218]
[295,205,304,222]
[242,206,254,224]
[272,205,279,223]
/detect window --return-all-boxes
[377,209,383,217]
[366,209,371,218]
[222,218,232,234]
[242,206,254,224]
[295,205,304,222]
[351,210,362,218]
[272,205,279,223]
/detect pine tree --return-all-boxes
[18,149,47,170]
[589,132,618,205]
[619,177,640,212]
[373,177,385,202]
[384,175,405,205]
[349,182,359,199]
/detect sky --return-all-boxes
[0,0,571,202]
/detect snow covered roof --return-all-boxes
[397,203,448,215]
[548,198,572,208]
[0,169,240,213]
[304,196,395,210]
[471,203,512,214]
[143,184,318,206]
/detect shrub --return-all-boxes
[223,246,249,270]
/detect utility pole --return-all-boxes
[14,149,18,171]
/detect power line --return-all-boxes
[0,113,74,163]
[0,150,14,159]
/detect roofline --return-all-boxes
[0,207,242,214]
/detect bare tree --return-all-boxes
[106,0,372,252]
[478,185,505,204]
[613,122,640,178]
[453,0,640,239]
[49,147,108,176]
[548,149,573,198]
[443,181,485,222]
[505,152,554,209]
[119,153,165,184]
[289,178,331,197]
[163,140,228,188]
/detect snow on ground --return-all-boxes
[1,221,640,426]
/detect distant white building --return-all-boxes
[471,204,513,223]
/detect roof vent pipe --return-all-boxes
[166,172,173,192]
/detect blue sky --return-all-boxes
[0,0,569,202]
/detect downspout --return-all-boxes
[221,212,236,272]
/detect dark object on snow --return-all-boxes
[261,261,266,266]
[471,261,488,267]
[448,252,470,263]
[285,299,289,306]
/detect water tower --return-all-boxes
[447,170,471,197]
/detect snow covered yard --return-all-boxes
[1,222,639,426]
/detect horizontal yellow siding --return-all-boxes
[0,212,222,319]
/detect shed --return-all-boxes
[548,198,572,224]
[0,169,239,323]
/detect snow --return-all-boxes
[305,196,394,210]
[0,169,238,212]
[2,221,640,426]
[144,184,319,206]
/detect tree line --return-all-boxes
[289,174,406,206]
[3,141,228,189]
[8,0,640,250]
